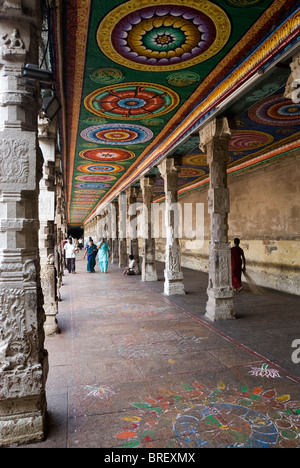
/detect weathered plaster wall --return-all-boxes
[155,152,300,295]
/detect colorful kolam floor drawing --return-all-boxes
[31,254,300,448]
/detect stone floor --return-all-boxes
[20,253,300,448]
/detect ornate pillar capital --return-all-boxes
[140,174,156,192]
[158,156,182,180]
[199,117,232,148]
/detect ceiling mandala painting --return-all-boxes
[55,0,300,225]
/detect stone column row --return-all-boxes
[0,1,48,446]
[38,117,59,336]
[88,117,235,321]
[90,160,185,294]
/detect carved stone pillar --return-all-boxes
[140,176,158,282]
[38,117,59,335]
[95,215,101,242]
[0,2,48,446]
[158,158,185,295]
[118,192,127,268]
[126,186,141,274]
[54,161,64,292]
[111,200,119,264]
[199,117,234,321]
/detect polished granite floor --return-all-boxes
[19,253,300,448]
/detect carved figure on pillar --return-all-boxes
[158,158,185,296]
[284,52,300,103]
[199,117,235,321]
[140,176,158,282]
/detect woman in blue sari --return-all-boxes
[97,238,110,273]
[83,239,98,273]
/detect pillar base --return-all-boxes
[142,264,158,282]
[44,315,60,336]
[119,239,127,268]
[205,292,235,321]
[164,271,185,295]
[0,402,46,447]
[0,363,48,447]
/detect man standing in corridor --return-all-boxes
[64,237,78,274]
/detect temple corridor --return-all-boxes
[1,0,300,449]
[19,253,300,449]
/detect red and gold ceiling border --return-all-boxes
[54,0,92,222]
[84,4,300,223]
[51,0,67,182]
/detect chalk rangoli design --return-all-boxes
[249,363,281,379]
[96,304,171,320]
[113,381,300,448]
[85,384,119,399]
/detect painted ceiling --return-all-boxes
[53,0,300,226]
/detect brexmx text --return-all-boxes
[103,451,197,465]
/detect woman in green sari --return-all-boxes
[83,239,98,273]
[97,238,110,273]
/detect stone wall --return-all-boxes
[154,151,300,296]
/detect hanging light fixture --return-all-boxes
[21,63,54,85]
[42,94,61,120]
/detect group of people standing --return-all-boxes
[63,234,246,291]
[63,236,111,274]
[83,237,110,273]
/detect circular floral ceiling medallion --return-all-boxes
[75,174,117,182]
[76,163,124,173]
[74,183,110,189]
[84,83,179,119]
[183,154,208,166]
[179,167,205,178]
[80,124,153,145]
[248,96,300,127]
[79,148,135,162]
[97,0,231,72]
[229,130,274,151]
[74,190,105,195]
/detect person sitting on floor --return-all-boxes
[123,254,137,276]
